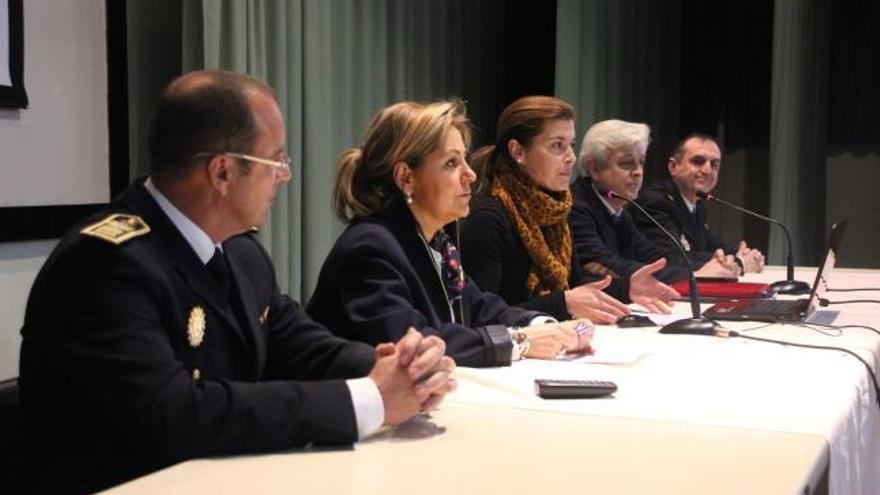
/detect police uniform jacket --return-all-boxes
[307,198,542,368]
[569,176,688,285]
[635,177,734,267]
[17,179,375,493]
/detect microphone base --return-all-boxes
[768,279,811,296]
[659,317,718,336]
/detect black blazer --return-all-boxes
[16,180,375,494]
[569,176,688,285]
[461,195,627,317]
[635,177,734,267]
[307,199,540,368]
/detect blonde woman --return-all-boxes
[307,100,591,367]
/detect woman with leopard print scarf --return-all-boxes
[462,96,630,324]
[308,99,594,366]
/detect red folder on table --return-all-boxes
[669,279,771,299]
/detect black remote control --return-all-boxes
[534,379,618,399]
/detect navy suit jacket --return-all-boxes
[17,180,374,493]
[569,176,688,285]
[307,199,540,368]
[635,177,734,267]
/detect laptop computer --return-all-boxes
[702,220,847,323]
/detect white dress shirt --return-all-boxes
[594,185,623,220]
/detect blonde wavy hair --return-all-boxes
[333,99,471,222]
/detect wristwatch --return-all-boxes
[509,328,531,361]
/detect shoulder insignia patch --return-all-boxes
[80,214,151,245]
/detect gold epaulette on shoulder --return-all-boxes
[80,213,151,245]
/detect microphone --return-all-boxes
[596,186,718,335]
[697,191,810,295]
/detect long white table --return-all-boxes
[103,402,828,495]
[102,266,880,495]
[449,266,880,495]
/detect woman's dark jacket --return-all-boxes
[462,195,629,320]
[307,199,543,368]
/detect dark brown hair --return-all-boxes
[148,70,275,180]
[670,133,723,162]
[470,96,575,194]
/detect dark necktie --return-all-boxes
[206,247,254,351]
[206,248,231,298]
[612,213,627,252]
[428,229,465,302]
[610,213,622,228]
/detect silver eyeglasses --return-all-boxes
[196,151,292,181]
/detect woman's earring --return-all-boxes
[406,193,413,205]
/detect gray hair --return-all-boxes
[578,119,651,171]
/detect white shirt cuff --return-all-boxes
[528,315,557,326]
[345,377,385,440]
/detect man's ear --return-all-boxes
[507,139,524,164]
[392,161,414,196]
[667,157,678,176]
[206,154,233,196]
[586,158,600,179]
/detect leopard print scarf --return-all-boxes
[492,165,573,296]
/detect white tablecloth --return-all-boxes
[451,266,880,495]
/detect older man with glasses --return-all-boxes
[14,70,455,494]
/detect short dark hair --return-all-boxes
[147,70,274,180]
[670,133,722,162]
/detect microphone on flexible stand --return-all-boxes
[696,191,810,295]
[596,186,719,335]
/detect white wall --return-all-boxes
[0,0,109,207]
[0,241,55,379]
[0,0,110,379]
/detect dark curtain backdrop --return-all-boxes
[557,0,775,258]
[136,0,879,279]
[679,1,774,254]
[180,0,557,298]
[558,0,879,266]
[827,0,880,151]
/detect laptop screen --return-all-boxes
[806,221,847,315]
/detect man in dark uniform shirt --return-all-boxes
[569,121,737,311]
[635,134,765,274]
[14,70,455,494]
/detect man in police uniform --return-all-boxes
[570,121,740,306]
[15,70,455,493]
[635,134,765,274]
